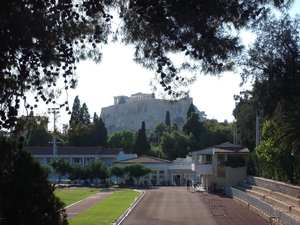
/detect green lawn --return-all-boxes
[69,189,140,225]
[54,187,100,206]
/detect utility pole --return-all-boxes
[233,121,238,144]
[255,110,260,147]
[48,108,59,157]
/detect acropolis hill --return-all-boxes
[100,92,201,134]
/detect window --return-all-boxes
[217,154,226,166]
[73,158,82,164]
[226,155,246,168]
[205,155,212,164]
[199,155,212,164]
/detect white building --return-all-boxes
[24,146,125,167]
[191,142,249,191]
[114,155,195,186]
[26,142,249,190]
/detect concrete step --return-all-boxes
[245,188,266,199]
[235,185,300,221]
[246,185,300,207]
[271,191,300,207]
[251,185,272,195]
[291,206,300,218]
[264,195,292,212]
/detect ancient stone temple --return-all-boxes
[100,92,202,134]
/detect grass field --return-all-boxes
[54,187,100,206]
[69,189,140,225]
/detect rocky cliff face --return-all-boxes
[100,97,199,134]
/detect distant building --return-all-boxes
[101,92,204,134]
[191,142,249,190]
[24,146,124,167]
[26,142,249,189]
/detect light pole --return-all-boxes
[48,108,59,157]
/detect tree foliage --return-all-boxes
[233,92,256,150]
[165,111,171,127]
[80,103,91,125]
[68,97,107,146]
[183,112,205,148]
[0,137,67,225]
[201,119,233,148]
[70,96,81,127]
[85,116,108,146]
[241,16,300,118]
[50,158,72,181]
[133,121,150,155]
[60,160,109,183]
[235,16,300,182]
[108,131,135,152]
[160,130,190,160]
[119,0,290,96]
[187,103,196,119]
[111,166,125,179]
[256,120,295,182]
[0,0,291,129]
[0,0,113,129]
[125,164,151,184]
[86,160,110,181]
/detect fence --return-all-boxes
[225,187,300,225]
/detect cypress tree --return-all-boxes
[89,115,108,146]
[187,103,196,119]
[183,112,205,150]
[133,121,150,155]
[69,96,81,127]
[79,103,90,125]
[165,111,171,127]
[97,118,108,146]
[93,112,99,124]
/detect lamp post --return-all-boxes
[48,108,59,158]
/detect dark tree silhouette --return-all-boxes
[133,121,150,155]
[119,0,290,97]
[70,96,81,127]
[187,103,196,119]
[0,137,67,225]
[79,103,91,125]
[92,117,108,146]
[0,0,291,129]
[165,111,171,127]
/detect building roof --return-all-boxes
[193,142,249,155]
[115,155,171,164]
[24,146,122,156]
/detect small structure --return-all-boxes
[191,142,249,191]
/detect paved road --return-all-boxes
[65,192,112,219]
[122,187,269,225]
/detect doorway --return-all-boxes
[174,175,181,186]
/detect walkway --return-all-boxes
[122,187,269,225]
[65,191,112,219]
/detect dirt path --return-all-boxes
[122,187,269,225]
[65,192,112,219]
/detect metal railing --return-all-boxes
[225,187,300,225]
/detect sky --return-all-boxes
[34,1,300,130]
